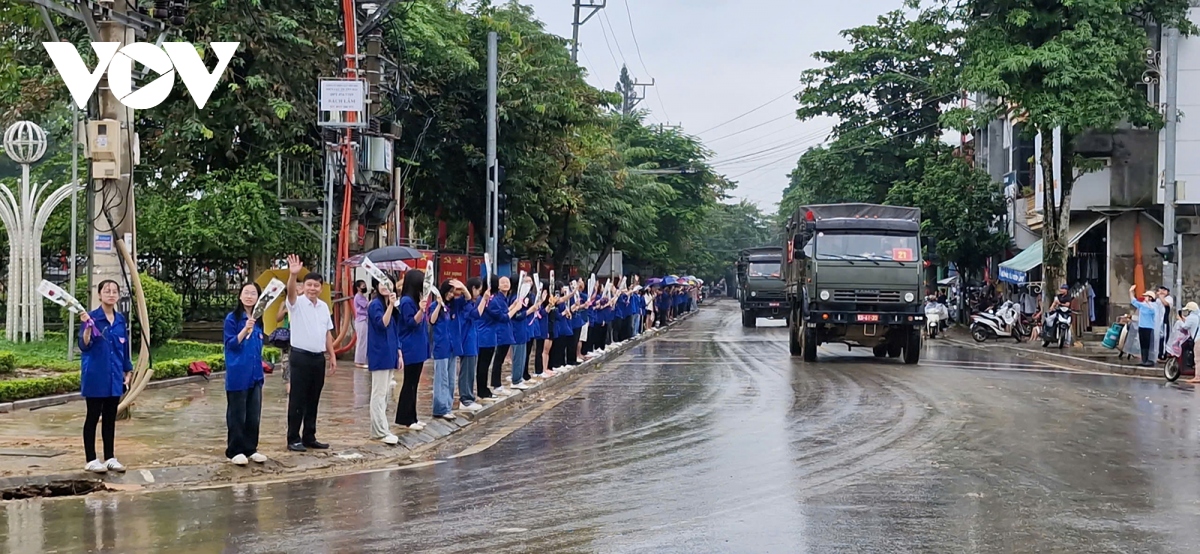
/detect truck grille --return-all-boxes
[832,290,903,303]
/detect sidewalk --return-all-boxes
[942,326,1162,378]
[0,316,689,497]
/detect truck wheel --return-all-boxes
[903,330,921,364]
[873,345,887,358]
[742,311,757,328]
[887,342,903,358]
[789,322,802,356]
[802,328,818,362]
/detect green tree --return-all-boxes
[950,0,1193,297]
[886,148,1008,278]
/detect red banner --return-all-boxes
[518,260,532,275]
[469,256,484,278]
[439,253,468,283]
[414,250,436,272]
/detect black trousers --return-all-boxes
[523,339,535,381]
[550,335,571,369]
[490,343,511,388]
[83,396,119,462]
[477,347,495,398]
[395,362,424,426]
[533,338,546,375]
[590,323,607,352]
[1139,327,1155,365]
[226,382,262,458]
[287,349,326,445]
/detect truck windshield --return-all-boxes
[748,262,781,278]
[815,233,919,262]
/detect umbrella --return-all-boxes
[646,278,663,286]
[365,245,423,263]
[663,276,678,286]
[343,254,409,272]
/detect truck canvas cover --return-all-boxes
[792,204,921,233]
[740,246,781,261]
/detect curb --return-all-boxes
[941,337,1161,378]
[0,311,696,495]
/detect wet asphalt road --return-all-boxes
[5,300,1200,553]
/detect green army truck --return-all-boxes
[735,246,788,328]
[783,204,926,364]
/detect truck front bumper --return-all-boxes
[805,309,923,327]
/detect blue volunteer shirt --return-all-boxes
[366,297,400,370]
[397,296,430,365]
[79,308,134,398]
[461,298,481,355]
[432,300,457,360]
[222,310,265,392]
[486,293,515,346]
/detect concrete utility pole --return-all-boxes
[20,0,164,308]
[486,31,499,264]
[1164,24,1181,296]
[621,78,654,116]
[570,0,606,63]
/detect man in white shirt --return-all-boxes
[284,254,336,452]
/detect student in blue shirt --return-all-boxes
[395,270,431,430]
[508,276,535,391]
[366,279,401,445]
[531,288,552,378]
[550,283,575,369]
[487,276,523,395]
[78,279,133,474]
[518,274,541,383]
[222,282,268,466]
[459,278,485,411]
[569,280,587,365]
[432,279,468,419]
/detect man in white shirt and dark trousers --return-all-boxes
[283,255,337,452]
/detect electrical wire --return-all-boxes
[619,0,669,122]
[596,15,623,73]
[727,121,941,181]
[693,85,804,137]
[600,10,629,69]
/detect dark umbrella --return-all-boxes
[365,245,423,262]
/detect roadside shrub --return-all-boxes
[0,373,81,402]
[64,274,183,347]
[0,351,15,374]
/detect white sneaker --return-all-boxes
[513,382,529,390]
[85,460,107,473]
[440,412,457,420]
[230,454,249,466]
[409,422,426,430]
[104,458,126,472]
[249,452,268,463]
[494,386,511,396]
[462,402,484,412]
[382,434,399,445]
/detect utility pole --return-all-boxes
[486,31,499,264]
[621,77,654,116]
[1164,24,1180,297]
[570,0,606,63]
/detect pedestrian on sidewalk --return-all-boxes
[487,276,519,395]
[222,283,269,466]
[532,287,552,378]
[508,276,534,391]
[432,279,467,420]
[78,279,133,474]
[519,273,540,383]
[1181,302,1200,384]
[283,255,336,452]
[459,278,485,411]
[1157,286,1175,361]
[1130,285,1162,367]
[550,282,574,369]
[366,279,401,445]
[353,280,370,369]
[571,279,587,364]
[396,270,431,430]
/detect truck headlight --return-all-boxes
[819,290,830,301]
[904,292,915,303]
[750,291,757,297]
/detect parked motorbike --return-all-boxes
[970,300,1028,343]
[1040,305,1073,349]
[1165,333,1195,382]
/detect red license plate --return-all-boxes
[857,314,879,323]
[769,302,780,307]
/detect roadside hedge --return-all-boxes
[0,351,15,374]
[0,354,233,403]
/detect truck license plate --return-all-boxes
[857,314,879,323]
[769,302,780,307]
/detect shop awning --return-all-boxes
[998,213,1106,285]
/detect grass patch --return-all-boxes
[0,333,227,372]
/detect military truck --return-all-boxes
[783,204,926,363]
[735,246,788,327]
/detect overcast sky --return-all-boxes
[520,0,903,212]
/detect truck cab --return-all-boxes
[784,204,925,363]
[736,247,788,328]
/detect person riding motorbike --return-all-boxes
[1182,302,1200,383]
